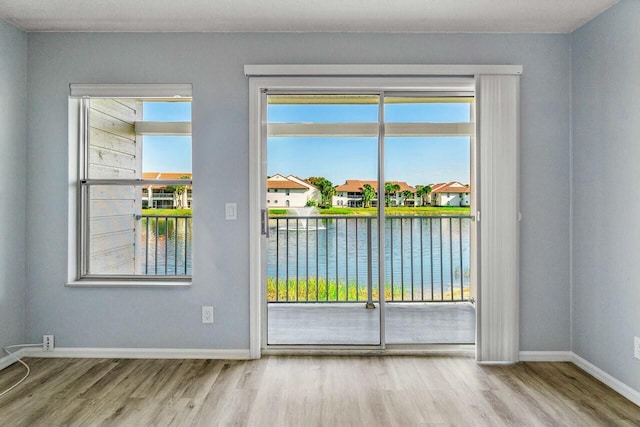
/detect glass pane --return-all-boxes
[84,97,193,278]
[142,136,192,174]
[142,101,192,121]
[87,99,192,179]
[87,184,192,276]
[384,135,474,344]
[385,97,473,123]
[266,94,381,345]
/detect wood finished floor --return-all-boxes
[0,356,638,426]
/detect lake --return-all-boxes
[266,215,471,302]
[141,216,193,275]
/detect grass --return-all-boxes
[267,277,470,302]
[141,207,468,217]
[142,208,192,216]
[269,206,470,216]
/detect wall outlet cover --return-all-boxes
[635,336,640,360]
[202,306,214,324]
[43,335,54,351]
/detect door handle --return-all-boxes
[261,209,270,238]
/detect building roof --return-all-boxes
[267,175,308,190]
[142,172,192,189]
[429,183,448,192]
[335,180,415,193]
[286,175,318,190]
[143,172,192,180]
[431,181,470,194]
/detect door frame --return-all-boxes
[249,73,494,358]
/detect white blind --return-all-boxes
[476,74,520,363]
[70,83,192,98]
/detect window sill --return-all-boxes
[65,280,192,288]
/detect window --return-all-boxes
[70,84,193,283]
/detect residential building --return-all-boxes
[266,174,320,208]
[333,180,416,207]
[430,181,471,207]
[142,172,193,209]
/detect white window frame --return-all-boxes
[67,84,193,287]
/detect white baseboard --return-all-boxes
[518,351,639,406]
[24,347,252,360]
[519,351,574,362]
[0,348,29,371]
[571,353,640,407]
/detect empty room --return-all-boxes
[0,0,639,425]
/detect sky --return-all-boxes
[141,99,471,186]
[267,101,471,187]
[142,102,192,173]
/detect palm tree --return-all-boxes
[361,184,375,208]
[416,185,432,206]
[166,175,190,209]
[416,185,431,206]
[384,182,400,207]
[402,190,413,206]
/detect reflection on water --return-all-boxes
[141,217,192,275]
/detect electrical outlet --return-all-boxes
[635,336,640,360]
[202,306,214,324]
[43,335,54,351]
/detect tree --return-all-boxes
[402,190,413,206]
[415,185,432,206]
[361,184,375,208]
[307,176,336,208]
[166,175,190,209]
[384,182,400,207]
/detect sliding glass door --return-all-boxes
[383,95,474,344]
[265,94,382,345]
[261,88,475,348]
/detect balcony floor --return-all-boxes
[267,302,475,345]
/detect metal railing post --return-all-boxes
[365,217,375,309]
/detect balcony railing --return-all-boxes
[145,193,175,199]
[139,215,192,275]
[267,215,472,303]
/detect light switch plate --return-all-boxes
[225,203,237,220]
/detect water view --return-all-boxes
[266,213,471,303]
[140,216,193,275]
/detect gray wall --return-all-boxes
[0,19,26,351]
[572,0,640,391]
[26,33,571,351]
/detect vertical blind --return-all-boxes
[476,74,520,363]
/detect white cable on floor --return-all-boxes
[0,344,42,399]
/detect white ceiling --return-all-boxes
[0,0,618,33]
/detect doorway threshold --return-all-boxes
[262,344,475,357]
